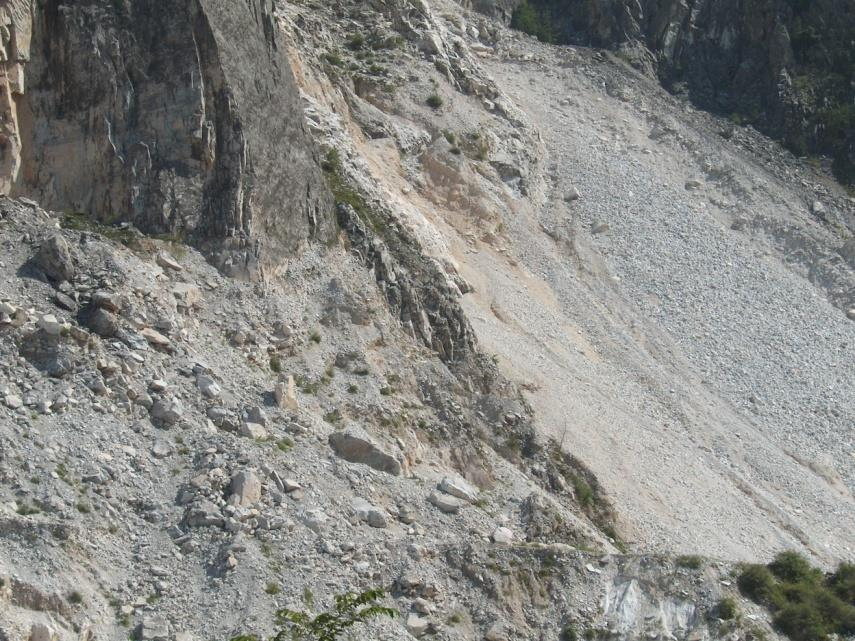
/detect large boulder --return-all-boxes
[229,469,262,507]
[35,234,75,282]
[328,428,402,475]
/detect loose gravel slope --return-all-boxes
[456,38,855,563]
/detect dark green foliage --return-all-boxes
[571,476,594,508]
[559,625,578,641]
[15,502,40,516]
[232,589,397,641]
[769,550,817,584]
[714,597,738,621]
[323,52,344,67]
[321,149,341,173]
[738,552,855,641]
[829,563,855,603]
[738,564,782,607]
[676,555,704,570]
[321,146,391,239]
[510,2,555,43]
[426,93,443,109]
[346,33,365,50]
[60,211,139,246]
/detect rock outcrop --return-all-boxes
[0,1,31,195]
[2,0,334,277]
[470,0,855,184]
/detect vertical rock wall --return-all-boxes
[0,0,334,278]
[0,0,31,194]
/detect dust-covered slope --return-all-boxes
[276,0,855,565]
[469,41,855,561]
[1,0,854,640]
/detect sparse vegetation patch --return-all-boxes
[738,552,855,641]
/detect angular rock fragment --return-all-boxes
[196,375,221,399]
[406,614,429,638]
[173,283,201,310]
[53,292,77,312]
[428,491,464,514]
[156,251,182,272]
[491,526,514,545]
[183,500,225,528]
[150,398,184,426]
[140,614,170,641]
[38,314,61,336]
[229,469,262,507]
[36,234,75,282]
[91,290,119,312]
[274,375,298,410]
[328,428,401,475]
[29,622,56,641]
[240,422,268,440]
[85,308,118,338]
[141,328,171,350]
[352,498,388,528]
[438,476,478,502]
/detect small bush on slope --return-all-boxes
[738,552,855,641]
[231,589,396,641]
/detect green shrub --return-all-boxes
[346,33,365,50]
[676,555,704,570]
[510,2,555,43]
[15,502,40,516]
[770,551,816,584]
[232,588,396,641]
[715,597,738,621]
[559,625,578,641]
[321,149,342,173]
[773,603,829,641]
[829,563,855,603]
[739,553,855,641]
[571,475,594,508]
[426,93,443,109]
[324,52,344,67]
[738,564,781,607]
[269,355,282,373]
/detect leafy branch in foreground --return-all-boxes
[231,589,397,641]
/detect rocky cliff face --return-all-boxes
[1,0,335,278]
[469,0,855,185]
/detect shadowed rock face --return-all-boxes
[469,0,855,184]
[3,0,334,278]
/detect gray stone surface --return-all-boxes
[35,234,75,282]
[9,0,335,278]
[328,428,402,475]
